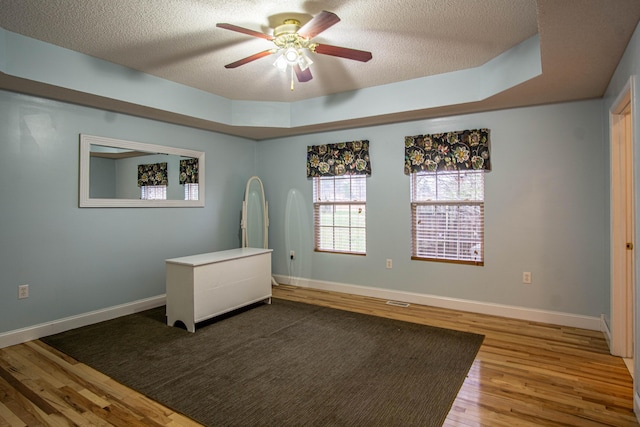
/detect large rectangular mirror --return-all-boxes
[79,134,205,207]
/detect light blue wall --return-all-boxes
[257,99,608,317]
[1,28,540,131]
[603,20,640,401]
[0,90,256,333]
[0,24,617,337]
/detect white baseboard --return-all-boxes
[2,276,604,350]
[601,314,613,350]
[274,275,602,331]
[0,295,166,349]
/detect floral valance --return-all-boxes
[307,140,371,177]
[404,129,491,174]
[179,158,199,184]
[137,162,168,187]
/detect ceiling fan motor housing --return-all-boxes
[274,19,301,37]
[273,19,316,52]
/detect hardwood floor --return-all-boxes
[0,285,637,426]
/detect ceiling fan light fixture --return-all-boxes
[274,47,313,73]
[297,50,313,71]
[273,53,288,72]
[283,47,300,64]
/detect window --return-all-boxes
[184,183,199,200]
[313,175,366,254]
[411,170,484,265]
[179,158,199,201]
[307,140,371,254]
[141,185,167,200]
[138,162,168,200]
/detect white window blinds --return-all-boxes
[411,170,484,265]
[313,175,366,254]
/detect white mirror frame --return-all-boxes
[241,176,268,249]
[79,134,205,207]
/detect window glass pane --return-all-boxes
[351,228,366,253]
[319,179,335,202]
[334,177,352,201]
[350,205,366,228]
[437,172,459,200]
[334,205,350,227]
[414,173,436,200]
[458,171,484,200]
[350,176,367,201]
[319,226,334,249]
[315,175,367,202]
[319,205,334,226]
[412,171,484,202]
[334,227,351,251]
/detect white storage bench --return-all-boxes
[165,248,273,332]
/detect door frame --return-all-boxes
[610,76,635,358]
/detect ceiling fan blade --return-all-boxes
[216,23,274,40]
[297,10,341,39]
[314,44,372,62]
[224,50,274,68]
[294,65,313,83]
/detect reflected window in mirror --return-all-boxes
[141,185,167,200]
[180,158,199,201]
[184,183,199,201]
[138,162,168,200]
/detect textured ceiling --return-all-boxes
[0,0,639,139]
[0,0,539,102]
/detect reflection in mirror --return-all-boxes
[79,134,205,207]
[243,176,267,248]
[241,176,279,287]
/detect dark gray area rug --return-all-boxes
[42,299,484,426]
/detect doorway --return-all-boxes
[610,78,635,371]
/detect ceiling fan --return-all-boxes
[216,10,372,90]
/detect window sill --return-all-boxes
[411,256,483,266]
[315,249,366,256]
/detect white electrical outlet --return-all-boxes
[18,284,29,299]
[386,259,393,269]
[522,272,532,284]
[290,250,295,260]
